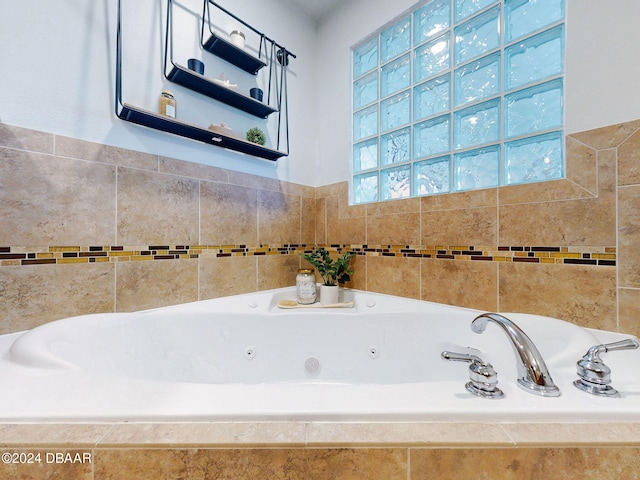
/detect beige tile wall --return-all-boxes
[0,123,314,332]
[0,119,639,336]
[8,446,640,480]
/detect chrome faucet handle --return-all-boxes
[441,351,504,399]
[573,338,639,397]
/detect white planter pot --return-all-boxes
[319,284,339,305]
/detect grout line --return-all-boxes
[614,147,620,333]
[114,166,119,313]
[197,179,202,301]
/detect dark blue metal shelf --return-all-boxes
[202,33,267,75]
[117,104,286,161]
[166,63,277,119]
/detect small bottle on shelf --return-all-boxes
[158,90,176,118]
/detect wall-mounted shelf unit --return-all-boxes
[114,0,294,161]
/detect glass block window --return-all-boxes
[351,0,565,204]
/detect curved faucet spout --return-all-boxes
[471,313,561,397]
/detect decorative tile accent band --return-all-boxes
[345,244,616,266]
[0,244,616,267]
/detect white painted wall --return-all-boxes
[563,0,640,135]
[1,0,639,188]
[0,0,317,185]
[314,0,640,187]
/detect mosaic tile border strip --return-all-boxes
[0,245,308,266]
[345,244,616,266]
[0,244,616,267]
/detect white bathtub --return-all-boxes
[1,287,639,422]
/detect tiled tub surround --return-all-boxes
[2,120,638,334]
[1,120,640,478]
[0,242,617,333]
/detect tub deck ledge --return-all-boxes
[1,421,640,448]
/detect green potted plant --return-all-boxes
[301,247,355,304]
[246,127,266,145]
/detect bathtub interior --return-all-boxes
[1,287,639,422]
[8,288,601,386]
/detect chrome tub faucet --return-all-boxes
[471,313,561,397]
